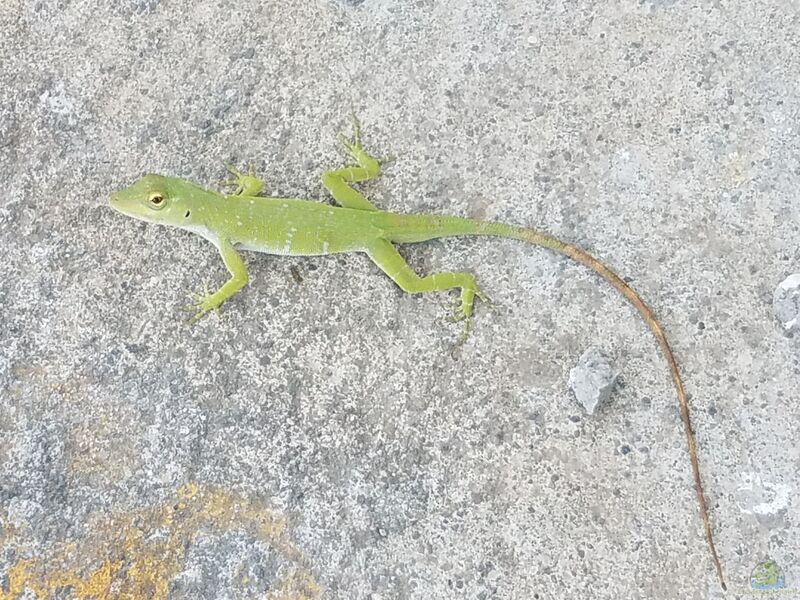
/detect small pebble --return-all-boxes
[568,347,619,415]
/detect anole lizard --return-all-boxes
[109,119,726,589]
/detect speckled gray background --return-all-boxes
[1,1,798,598]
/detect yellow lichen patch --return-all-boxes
[267,568,323,600]
[2,561,34,600]
[0,484,322,600]
[8,558,124,600]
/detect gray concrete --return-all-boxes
[1,1,798,598]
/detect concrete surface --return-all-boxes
[1,1,799,598]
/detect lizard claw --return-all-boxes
[378,153,397,166]
[447,310,472,347]
[476,289,492,309]
[445,285,489,341]
[338,114,365,159]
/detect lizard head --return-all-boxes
[109,174,210,227]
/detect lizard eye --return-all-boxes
[148,193,166,209]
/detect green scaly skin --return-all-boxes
[109,119,726,590]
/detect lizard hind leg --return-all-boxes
[367,240,488,340]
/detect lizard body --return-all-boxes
[109,121,725,589]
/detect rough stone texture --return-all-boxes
[1,1,799,598]
[568,347,619,415]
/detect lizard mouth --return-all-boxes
[108,193,126,212]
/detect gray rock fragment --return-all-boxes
[773,274,800,334]
[568,347,619,415]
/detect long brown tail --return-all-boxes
[415,215,726,589]
[559,241,725,590]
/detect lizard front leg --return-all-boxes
[321,116,390,211]
[189,238,250,321]
[220,163,266,197]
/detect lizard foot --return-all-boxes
[337,115,394,166]
[337,114,363,157]
[182,285,222,323]
[219,162,266,197]
[446,286,490,343]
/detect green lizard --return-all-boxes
[109,119,726,589]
